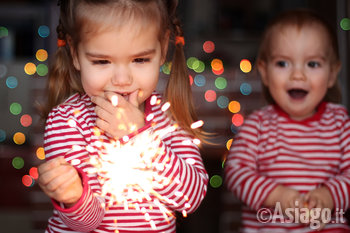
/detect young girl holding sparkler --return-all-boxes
[38,0,208,232]
[225,9,350,232]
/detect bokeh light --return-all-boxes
[161,62,171,75]
[340,18,350,30]
[186,57,197,69]
[36,64,48,76]
[0,26,8,38]
[228,101,241,113]
[215,77,227,90]
[240,82,252,95]
[240,59,252,73]
[24,62,36,75]
[0,129,6,142]
[203,41,215,53]
[36,49,48,62]
[226,139,233,150]
[29,167,39,179]
[189,75,193,86]
[232,114,244,127]
[6,76,18,89]
[194,74,206,87]
[209,175,223,188]
[13,132,25,145]
[38,25,50,38]
[217,96,229,109]
[10,102,22,115]
[36,147,45,160]
[22,175,34,187]
[12,156,24,169]
[211,59,223,71]
[20,114,32,127]
[0,64,8,78]
[193,60,205,73]
[204,90,216,102]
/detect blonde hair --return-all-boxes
[43,0,205,140]
[256,9,342,104]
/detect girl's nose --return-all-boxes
[290,66,306,81]
[111,65,132,86]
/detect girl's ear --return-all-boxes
[67,36,81,71]
[160,30,170,64]
[257,60,268,86]
[328,61,341,88]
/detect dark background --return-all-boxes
[0,0,349,232]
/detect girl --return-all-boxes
[38,0,208,232]
[225,9,350,232]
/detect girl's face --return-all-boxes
[71,18,167,110]
[258,24,340,121]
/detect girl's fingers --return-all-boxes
[128,90,139,108]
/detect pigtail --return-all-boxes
[164,1,207,142]
[42,2,83,118]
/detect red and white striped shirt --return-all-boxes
[44,92,208,233]
[225,102,350,232]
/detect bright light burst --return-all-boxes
[65,95,205,230]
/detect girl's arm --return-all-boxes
[323,112,350,212]
[44,107,105,232]
[224,115,279,211]
[148,127,208,214]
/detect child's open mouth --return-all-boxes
[288,89,308,100]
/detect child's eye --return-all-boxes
[308,61,320,68]
[276,61,288,67]
[133,58,150,64]
[92,60,110,65]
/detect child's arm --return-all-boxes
[225,114,294,211]
[321,110,350,215]
[42,107,105,232]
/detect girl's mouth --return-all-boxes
[119,93,130,101]
[288,89,308,100]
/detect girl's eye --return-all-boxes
[133,58,150,64]
[92,60,110,65]
[276,60,288,68]
[308,61,320,68]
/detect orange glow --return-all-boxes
[36,147,45,160]
[24,62,36,75]
[240,59,252,73]
[228,101,241,113]
[13,132,25,145]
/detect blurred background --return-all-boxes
[0,0,349,232]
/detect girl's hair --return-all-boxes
[44,0,205,140]
[256,9,342,104]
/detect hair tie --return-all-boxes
[175,36,185,46]
[57,39,66,47]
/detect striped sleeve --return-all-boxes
[324,108,350,212]
[44,107,105,232]
[137,100,208,214]
[224,113,277,210]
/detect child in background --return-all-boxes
[38,0,208,232]
[225,9,350,232]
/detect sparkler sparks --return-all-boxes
[64,96,205,230]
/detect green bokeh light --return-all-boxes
[12,156,24,169]
[10,102,22,115]
[210,175,223,188]
[0,26,9,38]
[340,18,350,30]
[215,77,227,90]
[36,64,48,76]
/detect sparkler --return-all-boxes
[67,96,204,230]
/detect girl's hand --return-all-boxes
[38,156,83,207]
[91,90,145,139]
[303,186,334,230]
[264,185,302,211]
